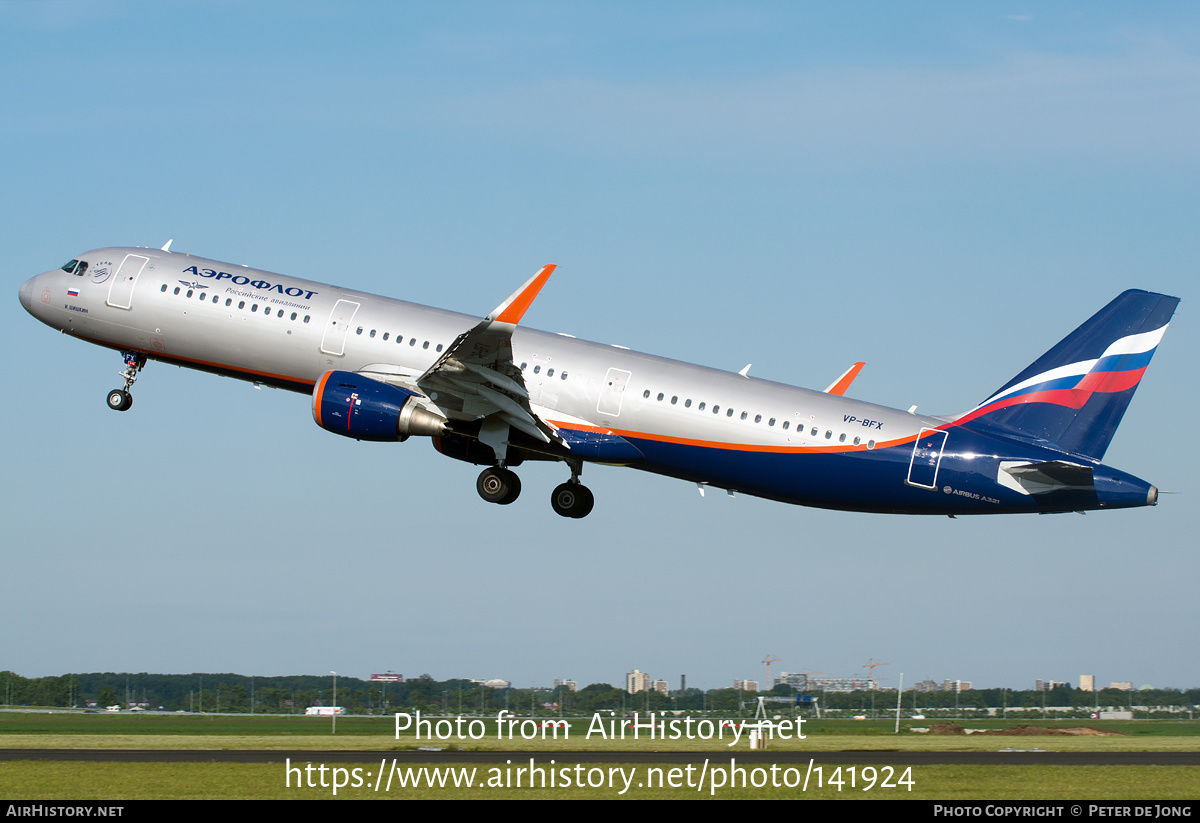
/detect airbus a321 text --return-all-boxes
[19,243,1178,519]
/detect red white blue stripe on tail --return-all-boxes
[954,289,1179,461]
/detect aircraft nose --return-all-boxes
[19,275,35,313]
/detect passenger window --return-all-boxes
[867,440,875,449]
[561,371,568,380]
[239,301,245,309]
[356,327,363,334]
[252,303,258,312]
[740,411,748,420]
[756,415,763,423]
[423,341,429,349]
[292,312,298,321]
[811,427,818,436]
[839,433,846,443]
[698,402,706,411]
[853,436,861,445]
[160,284,167,292]
[521,362,528,370]
[727,408,734,417]
[824,430,832,439]
[534,365,541,374]
[713,405,720,414]
[657,392,664,401]
[671,396,678,405]
[369,329,376,338]
[782,421,788,429]
[173,287,180,295]
[436,344,443,352]
[410,339,416,346]
[685,399,692,408]
[303,315,310,323]
[226,299,232,307]
[547,369,554,377]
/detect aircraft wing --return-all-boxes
[413,265,562,446]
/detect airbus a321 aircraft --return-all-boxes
[19,243,1178,519]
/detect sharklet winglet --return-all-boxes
[487,264,556,326]
[825,362,865,395]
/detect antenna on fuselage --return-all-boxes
[160,239,174,252]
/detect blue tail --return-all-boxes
[956,289,1179,460]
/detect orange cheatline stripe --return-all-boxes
[77,335,317,390]
[495,265,556,325]
[545,418,922,454]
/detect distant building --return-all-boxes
[775,672,809,690]
[627,670,650,694]
[806,677,872,692]
[943,680,972,693]
[733,680,760,692]
[1035,680,1069,691]
[1080,675,1095,692]
[554,679,577,692]
[652,680,669,695]
[1109,682,1133,691]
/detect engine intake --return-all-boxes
[313,370,448,441]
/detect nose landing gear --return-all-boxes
[106,351,146,412]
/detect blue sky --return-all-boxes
[3,1,1197,694]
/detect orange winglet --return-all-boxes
[492,264,556,325]
[825,362,866,396]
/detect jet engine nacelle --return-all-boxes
[313,370,448,441]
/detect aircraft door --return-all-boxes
[106,254,149,310]
[320,299,360,356]
[596,368,632,417]
[906,427,949,489]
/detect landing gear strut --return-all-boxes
[477,466,521,505]
[106,351,146,412]
[551,459,594,519]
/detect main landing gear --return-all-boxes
[474,459,595,518]
[476,466,522,505]
[106,351,146,412]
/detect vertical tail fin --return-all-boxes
[955,289,1179,460]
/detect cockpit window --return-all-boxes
[75,261,88,276]
[61,259,79,274]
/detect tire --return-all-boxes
[551,482,594,518]
[107,390,132,411]
[477,467,521,505]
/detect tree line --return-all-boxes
[1,671,1196,715]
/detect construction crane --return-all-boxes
[862,658,890,687]
[762,655,782,689]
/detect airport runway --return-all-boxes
[2,749,1197,766]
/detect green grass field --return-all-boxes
[1,711,1197,799]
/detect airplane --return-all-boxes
[18,243,1178,519]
